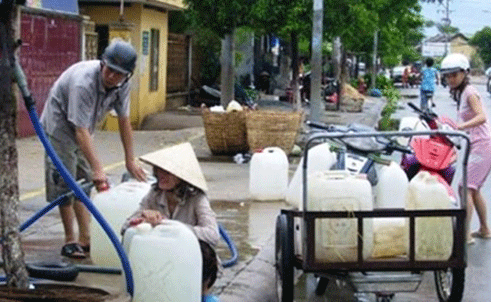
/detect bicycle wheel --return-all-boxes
[275,214,294,302]
[434,268,465,302]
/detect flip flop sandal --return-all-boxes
[81,245,90,253]
[471,231,491,239]
[61,243,87,259]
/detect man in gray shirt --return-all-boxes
[41,39,146,259]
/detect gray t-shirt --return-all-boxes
[40,60,131,144]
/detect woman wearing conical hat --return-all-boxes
[121,142,219,247]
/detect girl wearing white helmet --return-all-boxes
[441,53,491,244]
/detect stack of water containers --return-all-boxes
[374,163,453,260]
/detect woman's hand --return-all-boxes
[141,210,164,226]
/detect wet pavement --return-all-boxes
[15,95,385,301]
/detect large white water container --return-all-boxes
[372,218,408,258]
[405,171,453,261]
[308,171,373,262]
[375,161,409,208]
[90,180,152,267]
[249,147,289,201]
[286,143,337,208]
[124,220,202,302]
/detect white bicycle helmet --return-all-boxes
[440,53,470,75]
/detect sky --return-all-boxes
[421,0,491,39]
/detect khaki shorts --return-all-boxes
[45,135,92,204]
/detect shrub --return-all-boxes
[378,86,401,131]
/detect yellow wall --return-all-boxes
[451,36,476,59]
[138,8,168,125]
[80,3,169,131]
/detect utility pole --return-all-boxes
[439,0,451,55]
[371,30,378,89]
[310,0,323,122]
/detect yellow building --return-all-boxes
[79,0,186,130]
[450,33,476,59]
[422,33,477,59]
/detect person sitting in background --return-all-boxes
[357,77,367,95]
[402,66,410,88]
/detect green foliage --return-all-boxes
[244,88,259,102]
[378,86,401,131]
[469,26,491,67]
[250,0,311,38]
[323,0,423,55]
[363,74,395,91]
[436,24,459,35]
[184,0,257,37]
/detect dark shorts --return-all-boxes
[45,135,92,204]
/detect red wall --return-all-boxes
[17,12,81,137]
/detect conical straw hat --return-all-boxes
[139,142,208,192]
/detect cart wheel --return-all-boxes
[375,293,395,302]
[434,268,465,302]
[315,276,329,296]
[275,214,294,302]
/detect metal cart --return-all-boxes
[275,130,471,302]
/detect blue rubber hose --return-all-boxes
[19,182,92,233]
[13,62,135,296]
[218,224,238,268]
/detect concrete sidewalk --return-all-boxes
[15,96,385,301]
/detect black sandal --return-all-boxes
[61,243,87,259]
[81,245,90,253]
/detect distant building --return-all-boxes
[421,33,476,59]
[79,0,187,131]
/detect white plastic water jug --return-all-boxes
[372,218,408,258]
[397,116,428,146]
[90,180,152,267]
[249,147,289,201]
[124,220,202,302]
[405,171,453,261]
[308,171,373,262]
[286,143,337,208]
[374,161,409,208]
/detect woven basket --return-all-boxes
[246,110,303,154]
[202,110,249,155]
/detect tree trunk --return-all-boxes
[0,2,30,288]
[220,31,235,108]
